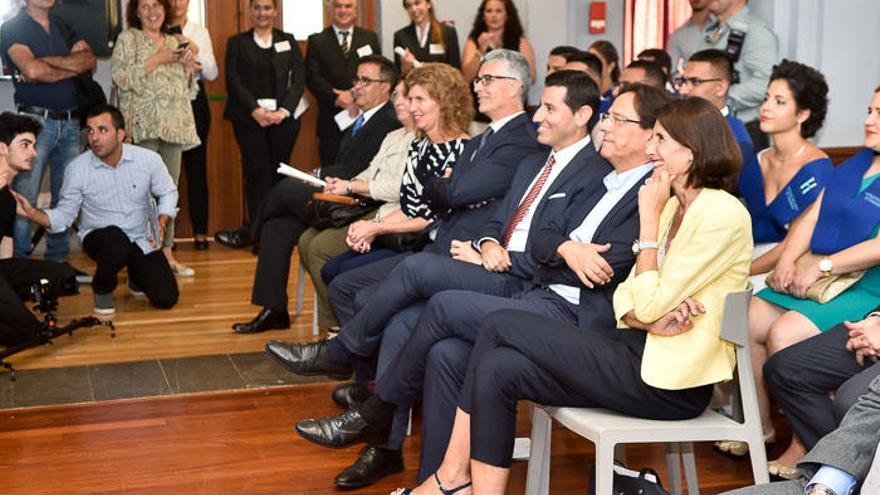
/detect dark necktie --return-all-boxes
[479,127,495,150]
[340,31,350,55]
[500,154,556,247]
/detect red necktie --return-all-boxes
[500,154,556,247]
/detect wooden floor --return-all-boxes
[10,244,319,370]
[0,242,765,494]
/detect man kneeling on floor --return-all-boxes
[13,104,179,315]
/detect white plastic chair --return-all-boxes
[525,289,769,495]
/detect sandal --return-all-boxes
[767,460,799,480]
[392,472,472,495]
[715,429,776,457]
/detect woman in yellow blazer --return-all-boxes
[388,97,753,494]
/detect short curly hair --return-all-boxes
[404,63,474,138]
[769,59,829,138]
[126,0,172,32]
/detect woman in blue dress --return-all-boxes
[747,86,880,475]
[738,60,832,292]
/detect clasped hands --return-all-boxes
[845,314,880,365]
[347,220,380,253]
[250,107,288,127]
[648,298,705,336]
[766,258,822,299]
[449,240,510,272]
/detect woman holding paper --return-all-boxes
[112,0,201,276]
[221,0,305,248]
[393,0,461,73]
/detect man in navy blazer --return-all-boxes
[290,84,672,483]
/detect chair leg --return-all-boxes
[312,295,319,336]
[525,407,552,495]
[295,262,305,316]
[747,434,770,484]
[665,443,683,495]
[595,441,616,495]
[681,442,699,495]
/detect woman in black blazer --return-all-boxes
[393,0,460,73]
[222,0,305,236]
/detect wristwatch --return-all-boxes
[819,257,833,277]
[632,240,659,255]
[806,484,839,495]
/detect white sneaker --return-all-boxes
[170,261,195,277]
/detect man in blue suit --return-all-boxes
[291,83,672,482]
[679,49,754,160]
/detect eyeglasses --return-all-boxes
[472,74,518,88]
[599,113,642,127]
[353,76,389,86]
[673,76,723,91]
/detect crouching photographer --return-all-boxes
[0,112,77,347]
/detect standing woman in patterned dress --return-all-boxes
[112,0,201,277]
[321,63,473,282]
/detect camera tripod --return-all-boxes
[0,311,115,381]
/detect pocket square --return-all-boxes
[547,193,567,199]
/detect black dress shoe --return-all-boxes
[265,339,353,379]
[194,239,209,250]
[335,446,404,488]
[232,308,290,333]
[214,228,252,249]
[332,381,372,409]
[295,408,391,449]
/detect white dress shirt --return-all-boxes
[549,163,653,304]
[182,20,218,81]
[503,134,592,252]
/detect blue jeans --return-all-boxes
[13,115,82,261]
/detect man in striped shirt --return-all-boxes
[12,104,179,315]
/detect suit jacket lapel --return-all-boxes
[592,169,650,239]
[326,27,346,58]
[269,30,287,97]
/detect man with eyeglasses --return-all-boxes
[678,48,754,160]
[699,0,778,150]
[264,49,543,489]
[227,55,401,334]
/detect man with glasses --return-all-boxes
[228,55,401,334]
[677,48,754,160]
[699,0,778,150]
[264,49,542,489]
[306,0,380,170]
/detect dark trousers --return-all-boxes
[251,216,308,312]
[82,227,178,309]
[328,252,411,326]
[332,252,532,359]
[182,82,211,235]
[320,248,400,286]
[764,322,879,448]
[250,178,314,243]
[0,259,75,346]
[232,116,300,226]
[458,310,712,468]
[372,288,575,459]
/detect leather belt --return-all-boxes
[17,105,81,120]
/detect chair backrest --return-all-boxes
[718,289,756,425]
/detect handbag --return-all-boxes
[766,252,865,304]
[306,192,381,230]
[588,465,670,495]
[372,230,429,252]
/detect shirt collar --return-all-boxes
[333,25,352,37]
[90,144,133,169]
[360,100,387,125]
[604,162,653,191]
[488,111,525,133]
[253,30,273,48]
[707,5,749,33]
[720,105,730,117]
[552,134,593,169]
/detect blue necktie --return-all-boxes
[479,127,495,150]
[351,114,365,136]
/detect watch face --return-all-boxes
[819,259,832,272]
[632,240,640,255]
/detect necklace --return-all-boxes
[775,143,807,164]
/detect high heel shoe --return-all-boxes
[392,472,472,495]
[767,460,799,480]
[715,429,776,457]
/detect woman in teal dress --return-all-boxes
[747,86,880,474]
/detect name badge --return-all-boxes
[356,45,373,57]
[429,43,445,55]
[274,41,291,53]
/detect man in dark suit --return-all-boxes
[228,55,401,334]
[723,374,880,494]
[306,0,381,168]
[290,83,670,483]
[263,49,541,488]
[216,0,305,247]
